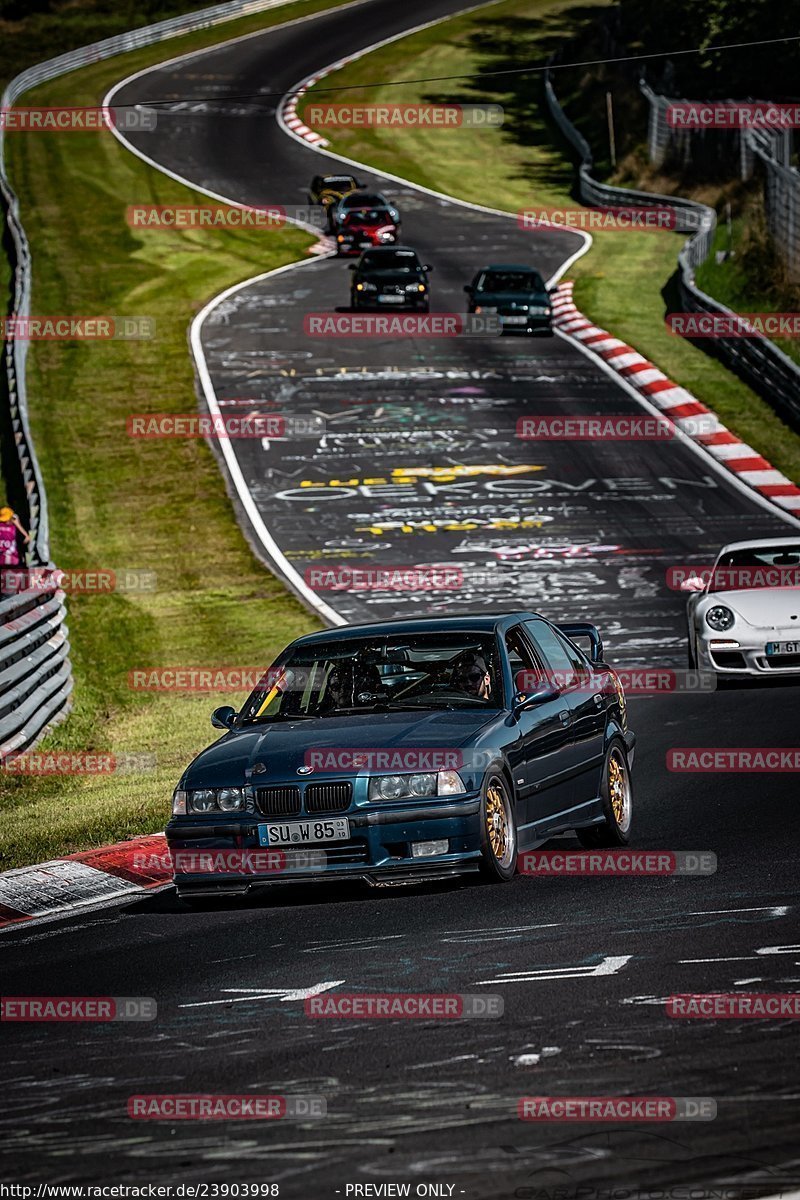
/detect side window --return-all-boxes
[555,630,591,682]
[506,626,546,697]
[523,619,583,691]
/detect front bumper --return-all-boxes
[352,293,427,310]
[498,313,552,333]
[697,635,800,676]
[337,239,384,256]
[167,793,482,894]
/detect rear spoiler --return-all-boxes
[557,622,605,664]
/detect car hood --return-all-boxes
[346,221,396,232]
[702,588,800,628]
[475,290,549,307]
[183,708,498,787]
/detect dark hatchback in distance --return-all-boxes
[167,614,635,901]
[329,190,401,233]
[349,246,431,311]
[465,263,553,333]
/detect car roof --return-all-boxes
[717,537,800,554]
[288,612,544,646]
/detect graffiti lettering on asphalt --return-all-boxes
[354,518,555,535]
[474,956,633,985]
[179,980,346,1008]
[273,476,721,501]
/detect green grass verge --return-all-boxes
[696,211,800,370]
[0,0,356,869]
[299,0,800,483]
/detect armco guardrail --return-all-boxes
[543,67,800,433]
[0,582,72,760]
[643,84,800,283]
[0,0,301,755]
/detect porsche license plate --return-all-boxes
[765,640,800,655]
[378,294,405,303]
[501,315,528,324]
[258,818,350,846]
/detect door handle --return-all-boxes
[559,709,571,725]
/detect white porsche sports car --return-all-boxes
[684,537,800,678]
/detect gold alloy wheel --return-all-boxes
[608,748,631,831]
[485,780,515,868]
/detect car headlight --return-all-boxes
[474,305,497,314]
[356,281,377,291]
[705,605,735,631]
[178,788,247,814]
[188,788,218,813]
[368,770,465,801]
[217,787,246,812]
[405,282,426,292]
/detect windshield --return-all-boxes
[240,632,501,722]
[343,193,384,207]
[477,270,544,293]
[322,177,356,190]
[359,250,421,272]
[710,545,800,591]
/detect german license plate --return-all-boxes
[501,315,528,324]
[258,818,350,846]
[378,294,404,303]
[765,641,800,655]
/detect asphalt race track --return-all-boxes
[110,0,794,650]
[3,1,800,1196]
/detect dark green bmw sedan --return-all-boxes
[166,613,635,903]
[464,264,553,333]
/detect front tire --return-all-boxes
[479,772,517,882]
[577,740,633,848]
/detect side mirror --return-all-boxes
[513,682,560,714]
[348,262,358,270]
[356,181,367,188]
[211,705,237,730]
[463,284,473,294]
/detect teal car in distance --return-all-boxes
[167,613,634,903]
[464,264,554,333]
